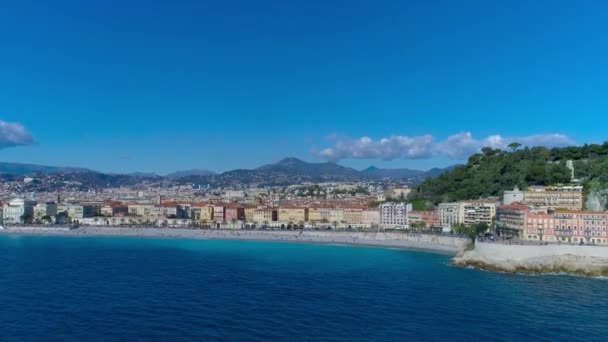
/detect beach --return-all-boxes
[0,226,469,255]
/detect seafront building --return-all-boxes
[101,203,128,217]
[407,210,440,227]
[462,200,498,226]
[379,202,411,227]
[496,203,608,244]
[33,202,58,222]
[438,202,464,229]
[495,203,530,238]
[2,198,36,224]
[550,211,608,244]
[277,207,309,224]
[57,204,95,220]
[362,209,380,227]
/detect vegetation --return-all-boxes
[409,143,608,207]
[453,223,490,243]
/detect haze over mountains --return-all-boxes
[0,158,453,186]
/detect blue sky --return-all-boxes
[1,0,607,174]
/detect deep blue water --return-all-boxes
[1,235,607,341]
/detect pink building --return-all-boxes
[225,204,245,222]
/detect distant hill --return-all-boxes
[184,158,363,187]
[257,157,361,177]
[0,162,91,175]
[361,165,452,180]
[166,169,216,178]
[178,158,452,187]
[128,172,160,178]
[0,158,452,188]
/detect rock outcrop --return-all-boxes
[452,243,608,277]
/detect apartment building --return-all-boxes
[329,208,344,224]
[128,204,155,217]
[504,186,583,210]
[362,210,380,227]
[225,205,246,222]
[309,207,332,223]
[57,204,95,219]
[213,205,226,222]
[407,210,440,227]
[277,207,309,223]
[527,186,583,210]
[379,202,411,226]
[495,203,529,237]
[438,202,464,228]
[33,202,58,221]
[343,207,364,226]
[251,208,276,223]
[550,211,608,244]
[189,203,214,222]
[462,200,498,226]
[524,212,556,242]
[101,204,128,217]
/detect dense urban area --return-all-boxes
[4,143,608,245]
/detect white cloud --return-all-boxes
[317,135,434,161]
[0,121,35,149]
[315,132,575,161]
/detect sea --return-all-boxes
[0,235,606,341]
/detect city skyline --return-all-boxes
[2,1,608,173]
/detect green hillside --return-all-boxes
[409,143,608,209]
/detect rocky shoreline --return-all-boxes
[452,242,608,277]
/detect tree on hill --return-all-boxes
[409,143,608,207]
[508,142,522,152]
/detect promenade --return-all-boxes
[0,226,470,255]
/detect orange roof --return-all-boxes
[499,203,530,210]
[555,210,608,215]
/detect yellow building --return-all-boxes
[244,206,258,222]
[199,205,214,222]
[252,209,275,223]
[328,208,344,224]
[342,207,363,225]
[308,207,332,223]
[278,207,309,223]
[523,186,583,211]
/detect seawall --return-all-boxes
[452,242,608,276]
[0,227,470,255]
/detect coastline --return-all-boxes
[452,241,608,277]
[0,226,468,255]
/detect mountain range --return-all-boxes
[0,162,91,175]
[0,158,452,187]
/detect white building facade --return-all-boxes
[3,199,36,224]
[379,202,412,227]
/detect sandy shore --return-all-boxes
[0,226,469,255]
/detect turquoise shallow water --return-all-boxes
[0,235,606,341]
